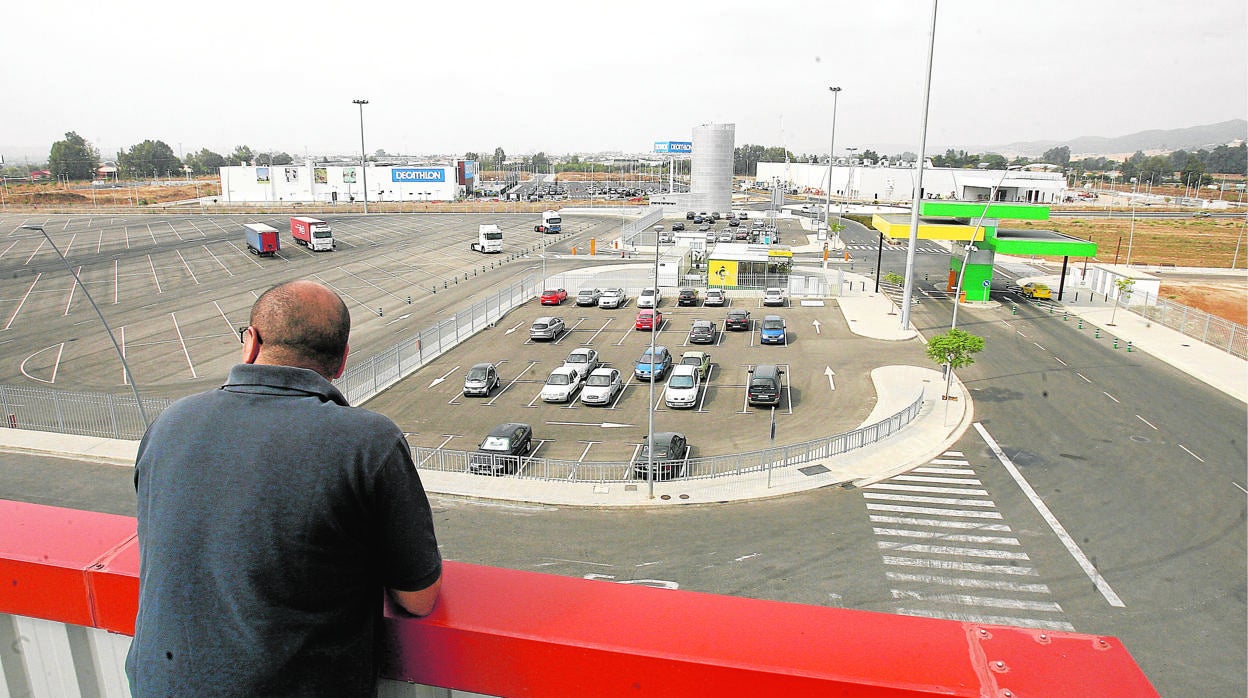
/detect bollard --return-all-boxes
[432,287,436,294]
[407,296,412,304]
[1048,305,1054,314]
[1011,304,1017,315]
[1063,311,1068,321]
[378,307,383,317]
[1094,328,1100,339]
[443,281,448,289]
[473,269,477,276]
[1127,341,1133,352]
[1113,338,1119,349]
[1078,318,1084,329]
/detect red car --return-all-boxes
[540,288,568,305]
[635,309,663,331]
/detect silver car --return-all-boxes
[598,288,626,309]
[581,367,623,406]
[529,316,565,341]
[540,366,583,403]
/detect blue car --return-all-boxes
[760,315,786,345]
[634,345,672,381]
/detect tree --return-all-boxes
[1041,145,1071,167]
[463,151,480,162]
[270,152,293,165]
[531,152,551,172]
[117,140,181,178]
[184,148,226,175]
[981,153,1008,170]
[227,145,254,166]
[1109,277,1135,326]
[860,149,880,164]
[1180,154,1206,189]
[926,328,984,399]
[48,132,99,180]
[493,147,506,170]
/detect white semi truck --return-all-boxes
[470,224,503,253]
[534,210,562,233]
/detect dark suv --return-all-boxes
[469,423,533,475]
[747,364,784,407]
[632,432,689,481]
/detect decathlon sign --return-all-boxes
[391,168,446,183]
[653,141,692,154]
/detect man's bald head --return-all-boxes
[249,281,350,379]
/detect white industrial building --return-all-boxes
[755,161,1066,204]
[218,161,475,204]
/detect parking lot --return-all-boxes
[367,288,929,465]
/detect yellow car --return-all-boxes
[1020,282,1051,299]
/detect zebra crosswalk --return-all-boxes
[864,451,1075,631]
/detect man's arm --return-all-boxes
[390,574,442,617]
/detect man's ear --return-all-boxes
[241,327,261,364]
[331,344,349,379]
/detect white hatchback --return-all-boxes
[637,287,660,308]
[663,364,701,409]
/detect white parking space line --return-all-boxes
[1032,342,1046,351]
[1076,372,1092,383]
[1102,391,1120,403]
[974,422,1125,608]
[1136,414,1158,430]
[23,237,48,265]
[169,312,197,379]
[175,250,200,285]
[1053,356,1068,366]
[5,273,41,330]
[0,239,21,260]
[63,269,80,316]
[147,255,162,293]
[113,260,119,304]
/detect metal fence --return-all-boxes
[1126,291,1247,359]
[411,388,925,483]
[0,385,173,440]
[0,276,542,440]
[337,276,542,404]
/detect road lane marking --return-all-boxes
[877,541,1030,560]
[1076,372,1092,383]
[868,515,1011,531]
[892,475,984,486]
[1136,414,1158,430]
[873,528,1020,545]
[891,590,1062,613]
[170,312,197,379]
[896,607,1075,632]
[1102,391,1120,403]
[5,273,42,330]
[863,492,998,508]
[1053,356,1068,366]
[885,571,1051,594]
[1178,444,1205,463]
[974,422,1125,608]
[866,482,990,496]
[1033,342,1046,351]
[881,555,1035,576]
[866,503,1003,520]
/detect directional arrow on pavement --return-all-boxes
[812,319,822,335]
[430,366,460,388]
[504,321,524,335]
[823,366,836,390]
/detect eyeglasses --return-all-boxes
[238,326,261,345]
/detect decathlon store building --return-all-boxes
[218,161,475,203]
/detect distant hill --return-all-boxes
[990,119,1246,158]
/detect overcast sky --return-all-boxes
[3,0,1245,161]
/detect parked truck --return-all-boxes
[534,209,562,233]
[243,223,280,257]
[470,224,503,253]
[289,216,335,251]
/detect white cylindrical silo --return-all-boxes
[690,123,734,215]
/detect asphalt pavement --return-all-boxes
[0,262,1242,507]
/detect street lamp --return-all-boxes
[825,86,841,238]
[353,99,369,215]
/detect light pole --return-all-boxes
[825,86,841,238]
[353,99,369,215]
[900,0,938,331]
[646,240,660,499]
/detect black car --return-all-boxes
[685,211,696,220]
[672,222,685,231]
[725,309,751,331]
[688,320,716,344]
[632,432,689,481]
[469,423,533,475]
[677,288,698,306]
[728,218,740,227]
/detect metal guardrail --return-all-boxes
[410,388,925,483]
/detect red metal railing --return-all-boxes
[0,499,1157,697]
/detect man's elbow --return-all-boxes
[392,575,442,617]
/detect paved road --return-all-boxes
[1,212,1243,695]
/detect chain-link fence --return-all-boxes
[1126,291,1247,359]
[411,388,925,483]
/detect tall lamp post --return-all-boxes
[825,86,841,234]
[353,99,369,215]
